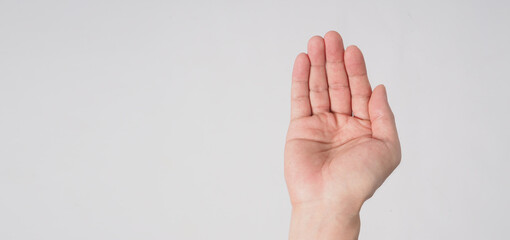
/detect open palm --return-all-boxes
[284,31,401,210]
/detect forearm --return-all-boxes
[289,202,362,240]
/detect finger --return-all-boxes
[369,85,399,145]
[345,45,372,120]
[324,31,351,115]
[290,53,312,120]
[307,36,330,114]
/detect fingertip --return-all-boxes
[344,45,363,61]
[324,30,342,41]
[309,35,324,43]
[295,52,309,63]
[344,45,367,79]
[325,30,340,35]
[295,52,310,66]
[378,84,390,103]
[373,84,387,95]
[324,31,345,61]
[369,84,393,120]
[324,31,344,48]
[345,45,360,51]
[307,36,325,51]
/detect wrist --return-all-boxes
[289,202,362,240]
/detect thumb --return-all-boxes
[369,85,399,145]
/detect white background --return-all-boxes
[1,0,509,239]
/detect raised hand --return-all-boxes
[285,31,401,240]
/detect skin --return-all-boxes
[285,31,402,240]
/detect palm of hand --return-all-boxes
[285,32,401,209]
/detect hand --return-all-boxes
[285,31,401,240]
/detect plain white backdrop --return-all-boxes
[1,0,509,239]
